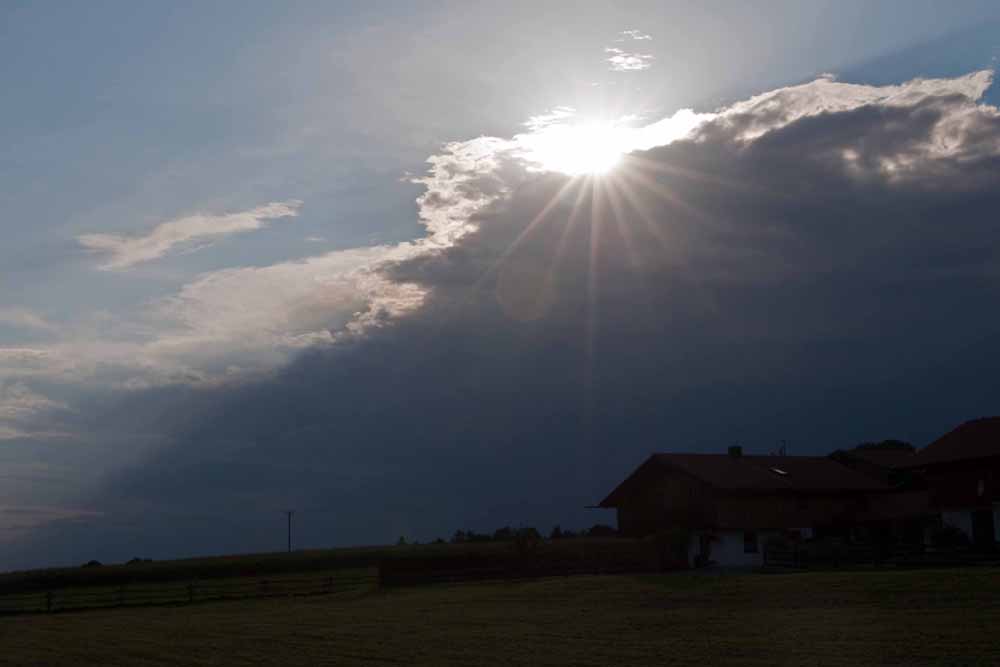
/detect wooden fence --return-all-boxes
[764,542,928,569]
[0,567,378,615]
[378,558,654,587]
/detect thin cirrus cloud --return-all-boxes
[77,200,303,271]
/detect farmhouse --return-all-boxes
[898,417,1000,549]
[598,446,922,567]
[599,417,1000,567]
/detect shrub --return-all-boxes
[929,523,970,548]
[650,527,692,569]
[587,524,617,538]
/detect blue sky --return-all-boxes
[3,1,1000,568]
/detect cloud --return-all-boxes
[0,505,102,541]
[618,29,652,41]
[14,72,1000,392]
[720,69,994,141]
[0,381,73,441]
[605,47,654,72]
[0,309,56,333]
[78,200,303,270]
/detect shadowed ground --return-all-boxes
[1,568,998,665]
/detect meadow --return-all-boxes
[2,567,998,666]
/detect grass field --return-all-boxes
[1,567,998,666]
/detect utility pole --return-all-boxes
[285,510,295,553]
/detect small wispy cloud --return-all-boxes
[0,348,51,366]
[605,47,654,72]
[619,29,652,41]
[0,382,73,441]
[0,309,56,333]
[0,504,102,537]
[305,236,327,243]
[78,200,303,271]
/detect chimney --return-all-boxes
[728,445,743,458]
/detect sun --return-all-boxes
[518,121,626,176]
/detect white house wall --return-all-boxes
[686,529,810,568]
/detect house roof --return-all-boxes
[599,453,890,507]
[902,417,1000,468]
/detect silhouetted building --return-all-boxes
[899,417,1000,549]
[598,418,1000,566]
[598,446,917,567]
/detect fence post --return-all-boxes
[187,582,195,604]
[117,584,125,607]
[45,591,53,613]
[326,576,333,593]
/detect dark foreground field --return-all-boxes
[2,568,998,666]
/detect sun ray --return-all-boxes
[543,176,593,294]
[626,152,780,201]
[600,174,643,274]
[611,169,676,254]
[619,162,711,226]
[586,176,604,392]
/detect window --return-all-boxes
[744,531,759,553]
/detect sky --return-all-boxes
[3,1,1000,569]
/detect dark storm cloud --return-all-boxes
[7,72,1000,568]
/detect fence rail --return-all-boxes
[0,568,378,615]
[378,560,652,587]
[764,542,929,569]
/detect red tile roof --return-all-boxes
[599,453,890,507]
[903,417,1000,467]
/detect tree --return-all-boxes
[493,526,514,541]
[514,527,542,557]
[855,439,914,451]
